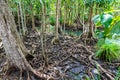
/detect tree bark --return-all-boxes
[0,0,31,70]
[17,4,22,36]
[40,0,48,67]
[30,1,36,30]
[88,4,94,38]
[19,1,26,35]
[52,0,61,44]
[0,1,53,79]
[55,0,60,39]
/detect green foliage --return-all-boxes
[112,33,120,39]
[93,13,113,27]
[110,18,120,34]
[115,67,120,80]
[93,11,120,62]
[95,0,114,8]
[49,16,55,25]
[93,12,120,39]
[8,0,120,35]
[101,14,113,28]
[96,38,120,62]
[85,0,114,7]
[93,13,113,38]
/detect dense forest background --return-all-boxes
[0,0,120,80]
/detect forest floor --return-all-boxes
[0,30,120,80]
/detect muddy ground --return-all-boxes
[0,30,120,80]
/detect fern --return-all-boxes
[96,38,120,62]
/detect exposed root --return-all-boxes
[51,37,60,45]
[51,55,71,67]
[31,68,54,80]
[67,49,88,66]
[80,44,115,80]
[5,66,54,80]
[78,32,97,45]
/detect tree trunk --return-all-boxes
[0,1,53,79]
[19,1,26,35]
[23,0,28,34]
[52,0,61,44]
[40,0,48,67]
[88,4,94,38]
[55,0,60,39]
[0,0,32,70]
[30,1,36,30]
[17,4,22,36]
[31,11,35,30]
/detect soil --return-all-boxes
[0,30,120,80]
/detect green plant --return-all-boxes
[92,12,120,39]
[92,13,113,38]
[93,12,120,62]
[112,33,120,39]
[111,21,120,34]
[49,16,55,25]
[115,67,120,80]
[96,38,120,62]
